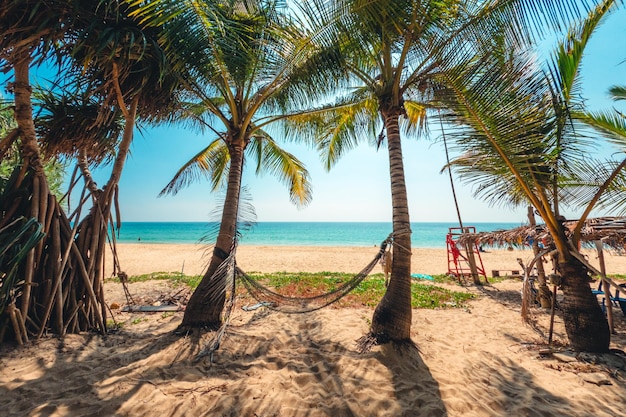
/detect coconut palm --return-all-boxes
[130,0,328,330]
[439,0,621,352]
[290,0,597,349]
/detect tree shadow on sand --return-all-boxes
[1,308,443,417]
[451,355,625,416]
[374,343,448,417]
[186,308,448,417]
[8,302,619,416]
[0,318,185,415]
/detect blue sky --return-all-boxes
[81,7,625,223]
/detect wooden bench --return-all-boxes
[491,269,521,278]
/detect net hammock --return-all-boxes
[195,233,393,362]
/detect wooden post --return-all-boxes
[548,283,557,346]
[462,227,481,284]
[527,206,551,307]
[595,241,613,334]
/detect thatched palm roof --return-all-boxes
[457,217,626,250]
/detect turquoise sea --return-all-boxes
[113,222,522,248]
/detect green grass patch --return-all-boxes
[117,271,475,310]
[607,274,626,282]
[243,272,474,309]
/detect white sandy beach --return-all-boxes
[2,244,626,416]
[105,243,626,278]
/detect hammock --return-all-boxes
[195,234,393,362]
[238,238,390,313]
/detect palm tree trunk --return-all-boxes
[72,96,140,332]
[180,143,244,330]
[369,111,412,342]
[558,259,610,352]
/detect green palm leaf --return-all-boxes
[0,217,45,316]
[159,138,230,195]
[248,132,312,207]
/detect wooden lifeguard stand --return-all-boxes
[446,226,486,283]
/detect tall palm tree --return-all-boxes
[291,0,596,348]
[440,0,621,352]
[130,0,328,330]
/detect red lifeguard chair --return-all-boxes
[446,226,487,283]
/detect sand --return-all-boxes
[2,244,626,416]
[105,243,626,277]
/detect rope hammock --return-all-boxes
[195,233,393,362]
[239,237,391,314]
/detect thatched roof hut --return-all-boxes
[457,217,626,251]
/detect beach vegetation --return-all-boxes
[439,0,622,352]
[1,94,66,199]
[0,0,185,344]
[0,0,104,342]
[118,271,475,310]
[106,318,123,330]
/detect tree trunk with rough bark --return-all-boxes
[558,259,610,352]
[1,54,108,343]
[180,143,244,330]
[369,110,412,343]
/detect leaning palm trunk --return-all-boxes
[180,143,245,330]
[361,110,412,348]
[557,256,610,352]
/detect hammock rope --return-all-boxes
[195,233,393,362]
[238,234,391,313]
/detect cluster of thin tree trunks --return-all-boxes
[1,168,111,345]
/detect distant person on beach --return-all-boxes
[138,237,141,241]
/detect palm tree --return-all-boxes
[63,0,183,327]
[291,0,596,349]
[439,0,621,352]
[0,0,183,341]
[0,0,98,339]
[130,0,327,330]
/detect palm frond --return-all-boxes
[563,158,626,209]
[575,109,626,149]
[0,217,45,316]
[33,86,123,163]
[247,132,312,207]
[159,138,230,196]
[201,185,257,244]
[609,85,626,101]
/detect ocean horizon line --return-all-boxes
[116,220,525,224]
[113,221,523,248]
